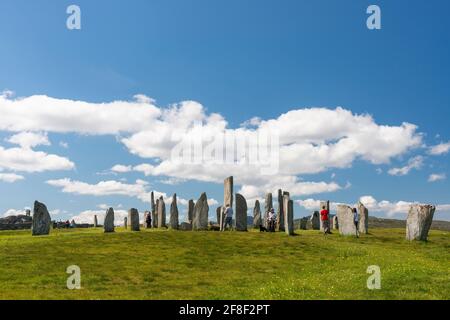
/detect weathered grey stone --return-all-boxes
[235,193,248,232]
[169,194,179,230]
[179,222,192,231]
[319,201,331,231]
[277,189,285,231]
[26,209,31,217]
[358,202,369,234]
[224,176,234,208]
[124,217,128,229]
[333,215,339,230]
[94,215,98,228]
[337,205,357,236]
[253,200,262,228]
[157,197,166,228]
[283,195,294,236]
[216,207,222,225]
[187,199,194,224]
[104,207,115,233]
[151,211,157,228]
[151,192,158,228]
[32,201,51,236]
[192,193,209,231]
[310,211,320,230]
[406,204,435,241]
[128,208,140,231]
[264,193,273,227]
[299,217,308,230]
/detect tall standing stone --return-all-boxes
[94,215,98,228]
[224,176,234,208]
[216,206,222,225]
[332,215,339,230]
[310,211,320,230]
[319,201,331,231]
[151,192,157,228]
[157,197,166,228]
[406,204,435,241]
[299,217,308,230]
[104,207,115,233]
[235,193,248,232]
[187,199,194,224]
[264,193,273,228]
[276,189,285,231]
[128,208,140,231]
[169,194,179,230]
[358,202,369,234]
[337,205,357,236]
[253,200,262,228]
[32,201,51,236]
[192,193,209,231]
[283,195,294,236]
[124,217,128,229]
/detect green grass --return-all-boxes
[0,227,448,300]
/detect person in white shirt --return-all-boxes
[223,205,233,231]
[353,207,360,238]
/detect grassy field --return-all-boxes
[0,227,448,300]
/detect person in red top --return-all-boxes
[320,206,331,235]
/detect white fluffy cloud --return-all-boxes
[0,145,75,173]
[428,141,450,156]
[7,132,50,148]
[0,94,425,199]
[428,173,446,182]
[0,172,25,183]
[388,156,424,176]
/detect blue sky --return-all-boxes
[0,0,449,223]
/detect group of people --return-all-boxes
[320,205,360,237]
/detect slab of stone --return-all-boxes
[128,208,140,231]
[179,222,192,231]
[192,193,209,231]
[337,205,357,236]
[124,217,128,229]
[358,202,369,234]
[406,204,435,241]
[235,193,248,232]
[310,211,320,230]
[157,197,166,228]
[104,207,115,233]
[32,201,51,236]
[253,200,262,228]
[224,176,234,208]
[277,189,285,231]
[299,217,308,230]
[283,195,294,236]
[169,194,179,230]
[188,199,194,224]
[264,193,273,228]
[94,215,98,228]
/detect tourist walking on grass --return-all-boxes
[223,205,233,231]
[353,207,360,238]
[320,206,331,235]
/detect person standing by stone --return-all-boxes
[223,205,234,231]
[353,208,360,238]
[320,205,331,235]
[267,208,276,232]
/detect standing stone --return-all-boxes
[253,200,262,228]
[235,193,248,232]
[406,204,435,241]
[151,192,157,228]
[332,215,339,230]
[192,193,209,231]
[157,197,166,228]
[358,202,369,234]
[169,194,179,230]
[151,211,157,228]
[319,201,331,231]
[104,207,115,233]
[26,209,31,217]
[216,207,222,225]
[310,211,320,230]
[337,205,357,236]
[299,217,308,230]
[264,193,273,228]
[124,217,128,230]
[31,201,51,236]
[283,195,294,236]
[128,208,140,231]
[187,199,194,224]
[94,215,98,228]
[276,189,285,231]
[224,176,234,208]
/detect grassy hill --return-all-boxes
[0,228,448,300]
